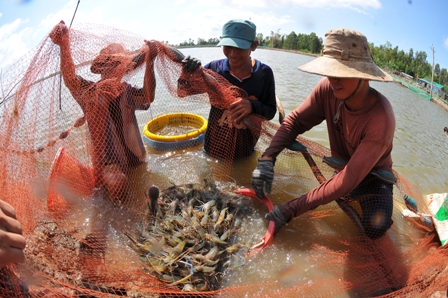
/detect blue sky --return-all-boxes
[1,0,448,72]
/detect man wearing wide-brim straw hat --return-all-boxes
[252,28,396,240]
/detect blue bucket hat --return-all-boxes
[217,19,256,49]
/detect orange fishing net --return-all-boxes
[0,22,446,297]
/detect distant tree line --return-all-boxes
[370,41,447,88]
[177,30,447,90]
[178,31,324,54]
[179,37,220,47]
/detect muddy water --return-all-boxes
[60,48,448,295]
[128,47,448,296]
[179,47,448,194]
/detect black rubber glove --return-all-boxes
[251,159,274,199]
[266,206,289,234]
[182,55,201,72]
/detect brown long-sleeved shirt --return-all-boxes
[264,77,395,211]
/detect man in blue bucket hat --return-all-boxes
[181,19,277,161]
[217,19,257,49]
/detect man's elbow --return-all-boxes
[263,106,277,120]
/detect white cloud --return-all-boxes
[41,1,105,28]
[0,0,83,71]
[0,18,23,42]
[182,0,379,38]
[0,18,30,70]
[445,37,448,50]
[0,0,385,71]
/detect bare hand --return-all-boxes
[229,98,252,125]
[144,40,158,62]
[49,20,68,46]
[0,200,26,267]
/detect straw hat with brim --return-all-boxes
[298,28,392,82]
[91,43,135,74]
[217,19,256,50]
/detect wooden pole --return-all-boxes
[430,45,435,100]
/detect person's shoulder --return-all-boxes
[255,59,270,67]
[376,90,394,111]
[77,75,93,86]
[313,77,331,91]
[372,90,395,128]
[319,77,330,85]
[123,82,137,92]
[204,59,226,71]
[253,60,275,77]
[308,78,334,104]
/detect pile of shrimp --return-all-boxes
[127,180,262,292]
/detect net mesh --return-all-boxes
[0,22,447,297]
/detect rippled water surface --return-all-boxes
[181,47,448,195]
[141,47,448,295]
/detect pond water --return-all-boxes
[179,47,448,195]
[112,47,448,296]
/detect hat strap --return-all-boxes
[332,79,362,124]
[333,101,344,124]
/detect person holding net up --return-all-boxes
[252,28,396,240]
[49,21,158,200]
[180,19,277,161]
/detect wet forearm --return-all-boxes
[143,58,156,105]
[58,35,81,96]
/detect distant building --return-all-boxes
[418,78,445,97]
[400,72,414,81]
